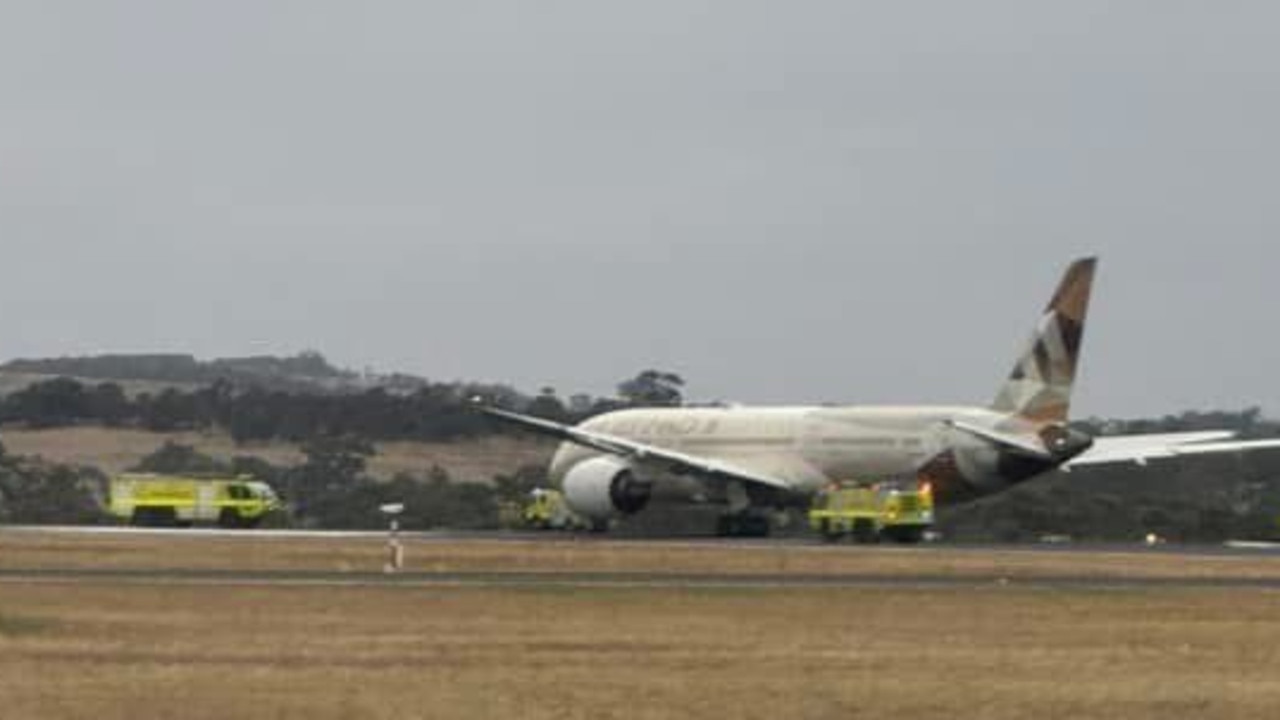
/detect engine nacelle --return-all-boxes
[561,456,652,520]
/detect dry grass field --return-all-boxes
[0,426,554,482]
[1,581,1279,719]
[2,533,1280,719]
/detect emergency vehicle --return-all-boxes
[109,473,281,528]
[520,488,592,531]
[808,482,934,543]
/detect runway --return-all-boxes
[4,565,1280,590]
[3,523,1279,557]
[3,524,1280,591]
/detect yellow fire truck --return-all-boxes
[519,488,592,531]
[808,482,934,544]
[109,473,282,528]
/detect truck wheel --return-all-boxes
[883,526,925,544]
[218,509,243,529]
[818,520,837,542]
[155,508,177,527]
[852,519,878,544]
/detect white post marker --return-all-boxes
[380,503,405,573]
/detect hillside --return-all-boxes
[0,426,554,483]
[0,371,202,400]
[0,351,376,395]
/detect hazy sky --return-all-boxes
[3,2,1279,417]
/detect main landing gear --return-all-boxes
[715,512,772,538]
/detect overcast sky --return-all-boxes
[2,2,1278,417]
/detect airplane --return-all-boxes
[480,257,1280,536]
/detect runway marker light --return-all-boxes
[381,503,406,573]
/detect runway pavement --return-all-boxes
[3,524,1279,557]
[3,524,1280,591]
[3,566,1280,590]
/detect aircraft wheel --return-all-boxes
[743,515,771,537]
[717,513,771,538]
[716,515,736,537]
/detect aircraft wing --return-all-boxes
[479,407,796,492]
[1065,431,1280,469]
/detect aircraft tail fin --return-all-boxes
[991,257,1098,424]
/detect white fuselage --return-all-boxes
[549,404,1028,511]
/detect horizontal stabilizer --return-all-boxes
[1065,431,1280,469]
[946,419,1054,459]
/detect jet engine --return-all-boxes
[561,456,652,520]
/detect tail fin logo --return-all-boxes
[991,257,1097,424]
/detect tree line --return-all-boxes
[0,434,541,530]
[0,370,689,444]
[5,426,1278,541]
[0,439,108,525]
[0,367,689,529]
[0,377,503,442]
[2,351,353,388]
[1,363,1278,540]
